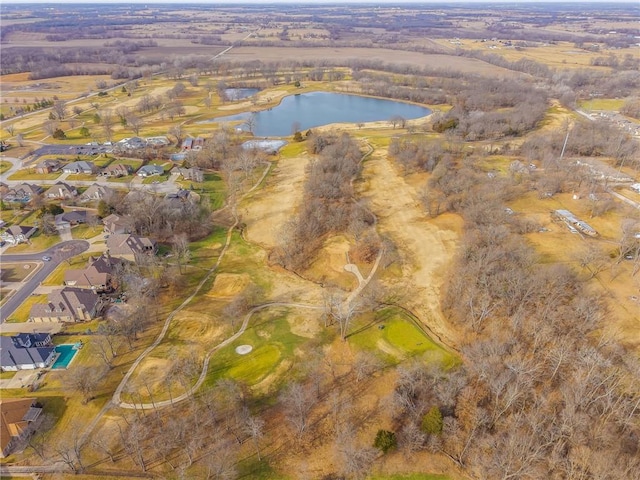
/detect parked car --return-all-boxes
[42,255,52,262]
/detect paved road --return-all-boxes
[0,240,89,323]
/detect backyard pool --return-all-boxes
[51,344,81,369]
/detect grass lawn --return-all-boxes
[107,174,136,183]
[9,232,61,253]
[0,370,17,380]
[1,262,39,282]
[7,169,61,181]
[203,307,307,390]
[178,172,226,209]
[6,294,47,322]
[72,224,103,240]
[279,141,306,157]
[349,307,458,368]
[142,173,170,184]
[578,98,625,111]
[66,173,98,181]
[0,160,12,174]
[0,288,14,305]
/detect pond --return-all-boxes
[224,88,259,101]
[201,92,432,137]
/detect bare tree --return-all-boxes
[280,382,315,440]
[172,233,191,274]
[243,414,265,460]
[52,100,67,120]
[205,436,238,480]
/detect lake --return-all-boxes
[201,92,431,137]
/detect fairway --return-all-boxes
[350,307,457,367]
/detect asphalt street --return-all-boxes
[0,240,89,323]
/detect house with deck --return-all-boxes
[0,398,43,457]
[0,333,55,372]
[44,182,77,200]
[106,233,157,262]
[1,225,37,245]
[29,287,106,322]
[64,254,120,292]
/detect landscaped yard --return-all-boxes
[0,160,12,174]
[7,169,61,181]
[9,231,61,253]
[0,262,39,282]
[177,172,226,209]
[42,253,94,286]
[71,224,103,240]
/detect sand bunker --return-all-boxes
[235,345,253,355]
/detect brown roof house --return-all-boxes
[1,398,43,458]
[106,233,157,262]
[34,159,61,174]
[80,183,115,202]
[102,213,131,235]
[64,254,120,292]
[29,287,106,323]
[44,182,77,200]
[100,163,133,178]
[1,225,37,245]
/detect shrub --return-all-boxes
[373,429,397,454]
[421,406,443,435]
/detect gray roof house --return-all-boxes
[137,165,164,177]
[29,287,106,323]
[0,333,55,372]
[62,161,96,175]
[2,184,43,203]
[44,182,77,200]
[64,254,120,292]
[80,183,115,202]
[55,210,92,229]
[102,213,131,235]
[1,225,37,245]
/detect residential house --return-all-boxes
[0,398,43,458]
[80,183,115,202]
[64,254,120,292]
[102,213,130,235]
[54,210,92,230]
[44,182,77,200]
[2,184,42,203]
[137,165,164,177]
[165,189,197,205]
[29,287,106,322]
[181,137,194,150]
[106,233,157,262]
[0,333,54,372]
[146,136,170,147]
[100,163,133,178]
[62,161,96,175]
[34,159,61,174]
[1,225,37,245]
[177,167,204,183]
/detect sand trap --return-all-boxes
[235,345,253,355]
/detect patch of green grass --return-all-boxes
[1,262,39,282]
[279,141,305,157]
[66,173,97,181]
[0,160,12,174]
[204,308,306,389]
[237,458,282,480]
[9,232,61,253]
[349,307,458,368]
[178,172,226,209]
[578,98,625,111]
[0,288,14,306]
[0,370,17,380]
[6,294,47,322]
[107,174,136,183]
[7,170,61,181]
[72,224,103,240]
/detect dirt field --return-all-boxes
[361,149,462,348]
[226,47,526,78]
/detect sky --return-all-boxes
[4,0,639,3]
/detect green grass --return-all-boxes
[72,224,103,240]
[66,173,97,181]
[204,307,306,389]
[6,294,47,322]
[9,231,61,253]
[0,160,12,174]
[142,173,170,184]
[0,288,14,306]
[578,98,625,111]
[7,170,61,181]
[279,141,305,157]
[177,172,226,209]
[0,370,17,380]
[237,458,282,480]
[349,307,458,368]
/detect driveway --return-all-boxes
[0,240,89,323]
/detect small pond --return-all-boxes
[200,92,432,137]
[242,139,287,153]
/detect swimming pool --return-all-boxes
[51,344,80,369]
